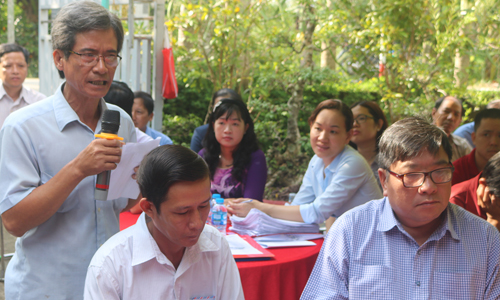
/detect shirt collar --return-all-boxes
[131,212,220,267]
[377,197,460,241]
[53,82,108,132]
[313,145,348,174]
[0,83,34,104]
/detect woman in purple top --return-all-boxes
[198,98,267,201]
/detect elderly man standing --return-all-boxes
[0,43,46,128]
[431,96,472,162]
[301,117,500,299]
[0,2,137,299]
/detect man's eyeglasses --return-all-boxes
[353,114,374,124]
[386,166,455,188]
[68,50,122,67]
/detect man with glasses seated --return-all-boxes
[302,117,500,299]
[0,1,137,299]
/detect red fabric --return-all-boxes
[450,173,486,219]
[162,47,178,99]
[120,211,140,231]
[452,148,479,185]
[237,239,323,300]
[120,211,323,300]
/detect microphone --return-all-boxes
[94,110,123,201]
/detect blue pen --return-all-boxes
[241,199,253,203]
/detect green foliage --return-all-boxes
[0,0,39,77]
[163,113,203,147]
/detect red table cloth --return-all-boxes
[236,239,324,300]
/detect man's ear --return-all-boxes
[148,112,154,123]
[471,131,476,146]
[378,168,389,197]
[53,49,65,71]
[140,198,155,218]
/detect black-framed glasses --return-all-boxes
[386,166,455,188]
[353,114,374,124]
[68,50,122,67]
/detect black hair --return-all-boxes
[435,96,465,117]
[0,43,29,64]
[137,145,209,212]
[350,100,389,152]
[474,108,500,132]
[202,99,259,182]
[211,88,242,105]
[482,152,500,198]
[308,99,354,132]
[104,81,134,116]
[134,91,154,115]
[378,117,453,169]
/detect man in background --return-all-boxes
[133,90,173,145]
[0,43,46,127]
[451,152,500,231]
[454,99,500,147]
[431,96,472,162]
[452,108,500,185]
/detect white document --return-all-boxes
[225,234,263,255]
[229,208,320,236]
[107,139,160,200]
[253,233,324,243]
[257,241,317,248]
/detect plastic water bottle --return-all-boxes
[206,194,221,225]
[211,198,227,234]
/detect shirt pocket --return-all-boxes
[40,171,78,213]
[349,263,396,299]
[430,271,478,300]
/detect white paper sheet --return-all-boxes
[257,241,317,248]
[225,234,263,255]
[107,138,160,200]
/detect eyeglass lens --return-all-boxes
[403,168,453,187]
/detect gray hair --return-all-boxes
[51,0,124,79]
[487,99,500,109]
[378,117,453,169]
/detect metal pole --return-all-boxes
[7,0,15,43]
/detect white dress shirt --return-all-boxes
[0,83,46,128]
[84,213,245,300]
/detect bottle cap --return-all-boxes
[216,198,224,204]
[212,194,221,199]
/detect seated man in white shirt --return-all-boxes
[0,43,46,128]
[84,145,244,300]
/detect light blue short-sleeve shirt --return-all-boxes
[145,125,173,145]
[0,83,137,300]
[291,145,382,224]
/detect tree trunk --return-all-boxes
[454,0,470,88]
[266,3,317,188]
[320,0,335,70]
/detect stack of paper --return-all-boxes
[253,233,324,248]
[229,208,320,236]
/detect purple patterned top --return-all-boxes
[198,149,267,201]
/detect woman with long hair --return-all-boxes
[227,100,382,228]
[190,88,242,153]
[350,101,388,190]
[199,98,267,201]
